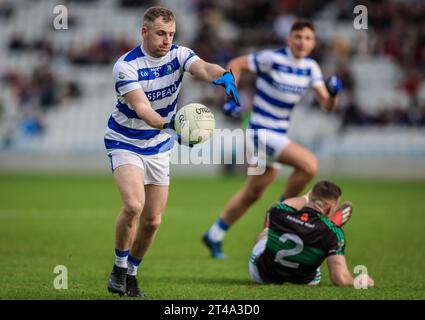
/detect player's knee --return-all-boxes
[122,201,143,219]
[303,158,318,179]
[141,216,162,233]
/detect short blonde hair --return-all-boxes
[143,6,175,25]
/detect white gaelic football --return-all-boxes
[174,103,215,145]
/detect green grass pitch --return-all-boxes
[0,173,424,300]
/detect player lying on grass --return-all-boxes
[249,180,375,287]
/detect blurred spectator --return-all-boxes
[119,0,154,8]
[400,68,422,108]
[0,0,14,20]
[65,0,98,3]
[0,99,4,121]
[3,64,82,137]
[68,36,135,66]
[8,33,27,51]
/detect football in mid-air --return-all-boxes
[174,103,215,145]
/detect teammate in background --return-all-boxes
[249,180,374,287]
[105,6,240,297]
[203,20,343,258]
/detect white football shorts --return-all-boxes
[107,149,171,186]
[246,129,291,170]
[249,238,267,284]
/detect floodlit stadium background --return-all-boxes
[0,0,425,300]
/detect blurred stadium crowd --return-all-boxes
[0,0,424,145]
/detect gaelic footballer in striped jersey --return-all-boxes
[105,6,240,298]
[203,20,343,260]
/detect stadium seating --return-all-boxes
[0,0,424,177]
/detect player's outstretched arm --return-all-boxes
[189,59,226,83]
[313,76,342,112]
[327,255,375,287]
[188,55,249,85]
[189,59,240,106]
[327,255,354,286]
[226,55,250,86]
[123,89,169,130]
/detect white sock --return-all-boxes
[114,249,129,268]
[127,263,138,276]
[127,255,142,276]
[208,219,229,242]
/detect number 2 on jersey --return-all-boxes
[274,233,304,269]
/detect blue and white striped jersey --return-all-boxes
[247,47,324,135]
[104,44,199,156]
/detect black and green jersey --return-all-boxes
[257,203,346,284]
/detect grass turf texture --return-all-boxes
[0,173,424,300]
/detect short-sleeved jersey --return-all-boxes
[257,203,345,284]
[247,48,324,135]
[104,44,199,156]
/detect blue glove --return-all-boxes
[325,76,343,97]
[162,115,175,130]
[212,70,240,106]
[223,99,242,118]
[163,116,193,147]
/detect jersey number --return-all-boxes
[274,233,304,269]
